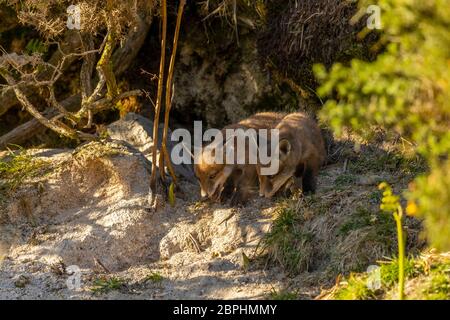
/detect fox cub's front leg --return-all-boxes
[229,168,257,206]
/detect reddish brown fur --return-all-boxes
[257,112,326,198]
[194,112,285,204]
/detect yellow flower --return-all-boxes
[406,201,418,216]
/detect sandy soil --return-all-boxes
[0,141,290,299]
[0,139,421,300]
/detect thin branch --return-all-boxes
[150,0,168,190]
[1,71,78,140]
[159,0,186,184]
[47,86,78,124]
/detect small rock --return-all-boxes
[107,113,195,183]
[13,275,30,288]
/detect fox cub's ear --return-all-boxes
[279,139,291,161]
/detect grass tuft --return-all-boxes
[0,148,51,212]
[338,207,395,238]
[145,272,164,283]
[268,288,298,300]
[261,205,314,274]
[333,274,377,300]
[0,148,50,191]
[325,252,450,300]
[90,277,124,294]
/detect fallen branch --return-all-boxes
[0,11,153,148]
[0,90,143,148]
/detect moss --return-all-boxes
[72,141,131,162]
[0,148,52,211]
[423,271,450,300]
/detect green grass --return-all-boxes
[379,257,421,287]
[424,274,450,300]
[90,277,124,294]
[268,288,298,300]
[334,275,377,300]
[368,190,382,203]
[0,148,50,191]
[349,151,427,176]
[338,207,395,238]
[334,173,357,188]
[145,272,164,283]
[422,264,450,300]
[72,141,131,161]
[0,148,51,211]
[330,255,450,300]
[262,206,314,274]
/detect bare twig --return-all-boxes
[1,71,78,140]
[150,0,167,190]
[159,0,186,185]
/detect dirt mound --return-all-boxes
[0,140,283,299]
[3,141,164,271]
[0,138,425,299]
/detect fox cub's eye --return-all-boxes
[209,173,217,180]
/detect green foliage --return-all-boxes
[0,147,50,194]
[331,253,450,300]
[334,173,357,188]
[90,277,124,294]
[315,0,450,251]
[334,274,377,300]
[423,268,450,300]
[25,38,47,55]
[409,160,450,251]
[379,257,419,287]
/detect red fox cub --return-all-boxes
[194,112,285,204]
[257,112,326,198]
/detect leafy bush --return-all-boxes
[315,0,450,250]
[409,160,450,251]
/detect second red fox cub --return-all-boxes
[257,112,326,198]
[194,112,285,204]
